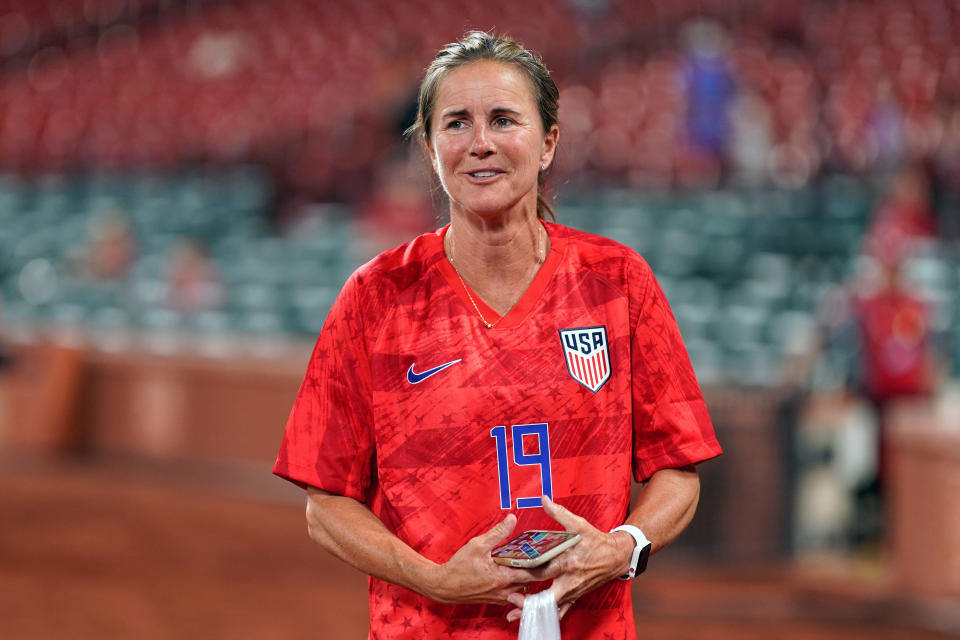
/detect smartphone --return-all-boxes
[490,530,581,568]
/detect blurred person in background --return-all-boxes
[790,213,940,549]
[681,19,735,176]
[866,81,905,172]
[165,238,224,313]
[273,31,721,639]
[358,151,437,255]
[854,229,939,521]
[729,87,774,186]
[865,163,938,256]
[69,208,137,283]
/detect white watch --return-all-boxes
[610,524,651,580]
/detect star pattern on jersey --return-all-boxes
[400,468,426,490]
[643,340,659,357]
[612,398,629,415]
[274,223,721,640]
[341,307,358,329]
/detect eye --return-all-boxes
[493,116,514,127]
[446,119,466,130]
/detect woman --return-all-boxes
[274,31,721,639]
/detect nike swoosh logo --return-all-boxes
[406,359,462,384]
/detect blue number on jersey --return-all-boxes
[490,423,553,509]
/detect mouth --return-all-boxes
[465,169,504,180]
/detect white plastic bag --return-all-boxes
[517,590,561,640]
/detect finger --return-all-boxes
[479,513,518,549]
[547,584,575,619]
[506,592,525,609]
[550,583,575,609]
[527,558,565,582]
[506,607,522,623]
[541,495,585,532]
[496,565,545,584]
[550,584,563,606]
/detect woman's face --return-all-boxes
[427,60,558,219]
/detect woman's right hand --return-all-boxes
[424,513,554,606]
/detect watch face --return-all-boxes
[612,526,651,579]
[635,542,651,574]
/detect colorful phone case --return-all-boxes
[490,530,582,568]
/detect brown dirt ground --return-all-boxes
[1,454,957,640]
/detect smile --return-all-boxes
[465,169,505,181]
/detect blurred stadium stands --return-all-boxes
[3,168,958,389]
[1,0,958,192]
[0,0,957,349]
[2,0,960,637]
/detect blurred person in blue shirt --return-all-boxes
[682,19,735,163]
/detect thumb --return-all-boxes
[541,495,583,532]
[479,512,517,548]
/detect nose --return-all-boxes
[469,122,494,158]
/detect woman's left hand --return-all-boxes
[504,495,633,622]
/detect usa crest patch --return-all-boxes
[559,326,611,392]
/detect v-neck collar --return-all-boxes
[434,221,563,330]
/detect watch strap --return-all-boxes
[610,524,651,580]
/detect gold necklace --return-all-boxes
[447,222,546,329]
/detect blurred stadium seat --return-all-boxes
[11,163,956,390]
[3,3,960,635]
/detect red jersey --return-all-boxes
[274,222,721,639]
[856,289,932,402]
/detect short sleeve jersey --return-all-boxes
[855,289,932,402]
[274,222,721,640]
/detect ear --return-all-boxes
[540,124,559,171]
[423,136,439,175]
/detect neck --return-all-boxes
[447,210,545,271]
[445,210,549,317]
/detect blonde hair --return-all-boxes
[406,31,559,220]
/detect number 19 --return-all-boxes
[490,423,553,509]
